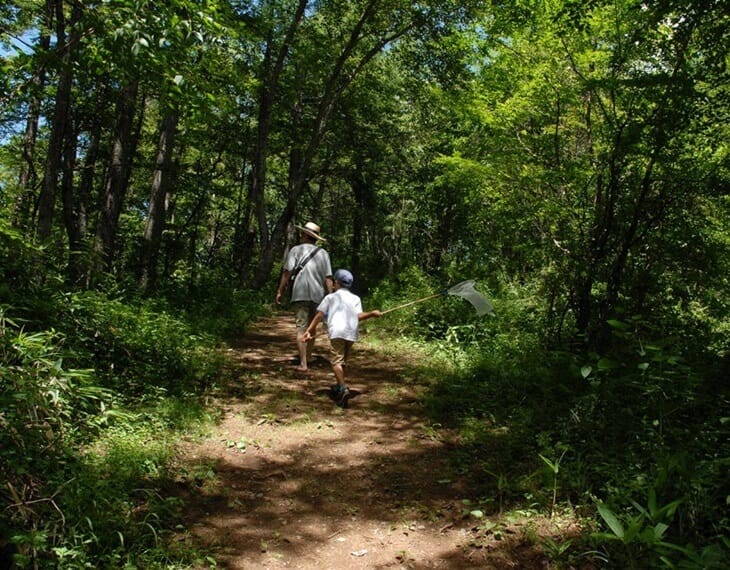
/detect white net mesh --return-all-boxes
[446,280,494,316]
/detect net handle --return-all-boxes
[380,280,477,315]
[379,291,445,315]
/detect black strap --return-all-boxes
[291,246,321,282]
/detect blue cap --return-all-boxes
[333,269,354,288]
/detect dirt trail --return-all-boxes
[176,312,562,569]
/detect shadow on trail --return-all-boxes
[173,312,576,569]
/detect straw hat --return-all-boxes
[295,221,326,242]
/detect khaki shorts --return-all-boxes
[293,301,319,332]
[329,338,353,366]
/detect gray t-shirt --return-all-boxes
[285,243,332,304]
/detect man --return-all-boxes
[276,222,333,371]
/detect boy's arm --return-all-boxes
[301,311,325,341]
[358,309,382,321]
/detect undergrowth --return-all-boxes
[380,275,730,569]
[1,251,727,568]
[0,279,263,568]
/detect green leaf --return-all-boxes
[629,498,649,518]
[606,319,629,330]
[597,503,624,539]
[647,487,657,516]
[653,522,669,540]
[539,454,558,473]
[580,365,592,378]
[597,358,618,371]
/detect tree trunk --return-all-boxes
[139,110,178,292]
[37,0,81,241]
[94,75,140,276]
[232,166,255,282]
[350,161,375,277]
[252,139,304,288]
[60,112,86,285]
[13,30,50,231]
[251,0,413,288]
[247,0,309,285]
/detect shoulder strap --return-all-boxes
[292,246,321,278]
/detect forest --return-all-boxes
[1,0,728,567]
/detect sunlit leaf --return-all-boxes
[597,504,624,539]
[606,319,629,330]
[597,358,617,370]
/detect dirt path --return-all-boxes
[176,312,568,569]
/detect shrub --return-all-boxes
[52,291,223,398]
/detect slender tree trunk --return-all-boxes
[37,0,81,241]
[60,112,86,284]
[252,145,301,288]
[77,112,102,236]
[139,110,178,292]
[232,164,254,282]
[251,0,414,288]
[250,36,275,257]
[13,31,50,230]
[247,0,309,285]
[350,160,375,277]
[68,112,103,288]
[94,76,139,276]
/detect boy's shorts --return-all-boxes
[293,301,319,332]
[329,338,353,366]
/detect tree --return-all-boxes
[93,75,141,275]
[466,0,730,347]
[36,0,82,241]
[139,110,178,291]
[245,0,485,288]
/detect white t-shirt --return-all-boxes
[316,288,363,342]
[285,243,332,304]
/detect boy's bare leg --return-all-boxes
[331,362,350,407]
[332,362,345,386]
[331,340,350,386]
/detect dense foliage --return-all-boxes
[1,219,265,566]
[1,0,728,567]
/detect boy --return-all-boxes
[301,269,382,407]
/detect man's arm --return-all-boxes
[276,269,291,305]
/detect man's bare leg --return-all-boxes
[296,323,317,370]
[296,332,309,370]
[306,330,316,363]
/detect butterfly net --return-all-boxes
[446,280,494,316]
